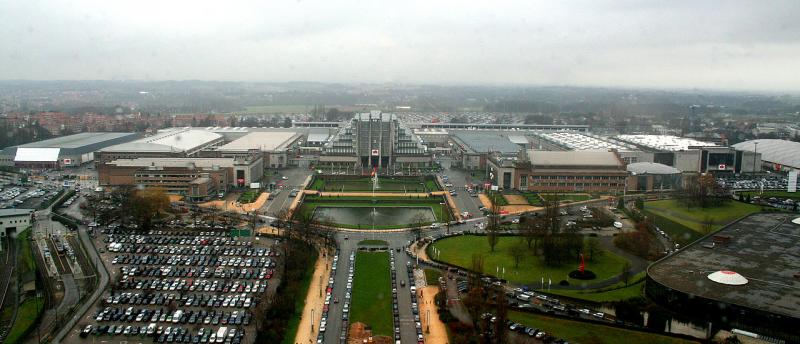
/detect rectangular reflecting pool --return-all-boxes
[313,206,436,228]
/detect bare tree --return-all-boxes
[409,211,428,241]
[509,241,526,268]
[702,215,714,234]
[621,260,632,286]
[584,237,602,262]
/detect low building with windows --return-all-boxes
[0,209,34,239]
[97,155,263,201]
[503,150,628,193]
[625,162,682,192]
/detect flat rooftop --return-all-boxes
[539,132,633,151]
[451,131,521,154]
[107,158,237,169]
[12,132,136,149]
[216,131,298,151]
[648,212,800,319]
[102,128,222,153]
[615,134,716,151]
[527,150,624,168]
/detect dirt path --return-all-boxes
[293,251,331,344]
[419,286,448,344]
[198,192,269,213]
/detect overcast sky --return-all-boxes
[2,0,799,92]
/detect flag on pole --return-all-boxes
[502,267,505,274]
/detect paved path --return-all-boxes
[51,225,108,344]
[293,251,331,344]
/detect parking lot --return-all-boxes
[62,224,283,344]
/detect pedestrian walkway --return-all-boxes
[419,286,448,344]
[293,251,331,344]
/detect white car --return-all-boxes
[613,221,623,229]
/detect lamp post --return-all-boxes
[753,141,759,174]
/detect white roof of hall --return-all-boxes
[732,139,800,169]
[107,157,236,168]
[540,132,632,150]
[528,150,622,167]
[101,128,222,153]
[217,131,299,151]
[627,162,681,175]
[615,135,716,151]
[14,148,60,162]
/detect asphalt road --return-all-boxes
[261,167,314,217]
[323,230,419,344]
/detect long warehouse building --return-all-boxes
[0,132,140,168]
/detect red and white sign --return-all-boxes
[63,158,72,164]
[718,164,726,170]
[371,149,379,156]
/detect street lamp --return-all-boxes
[753,141,759,174]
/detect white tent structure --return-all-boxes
[707,270,748,286]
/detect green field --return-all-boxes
[508,310,698,344]
[741,190,800,200]
[5,297,44,344]
[424,268,442,286]
[428,235,628,287]
[350,251,393,336]
[546,272,646,303]
[238,190,261,204]
[644,199,760,232]
[521,192,544,206]
[358,239,389,246]
[485,191,509,206]
[309,176,440,193]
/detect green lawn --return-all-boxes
[424,268,442,286]
[280,246,318,344]
[546,272,646,302]
[358,239,389,246]
[508,310,698,344]
[521,192,543,206]
[238,191,261,204]
[644,199,760,232]
[17,228,35,271]
[643,210,703,246]
[428,235,629,287]
[351,252,393,336]
[309,177,440,192]
[486,191,509,206]
[5,297,44,344]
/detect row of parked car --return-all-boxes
[402,254,425,344]
[80,227,277,342]
[116,263,273,280]
[94,307,251,326]
[80,324,245,344]
[106,229,253,247]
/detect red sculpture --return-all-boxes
[579,254,585,273]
